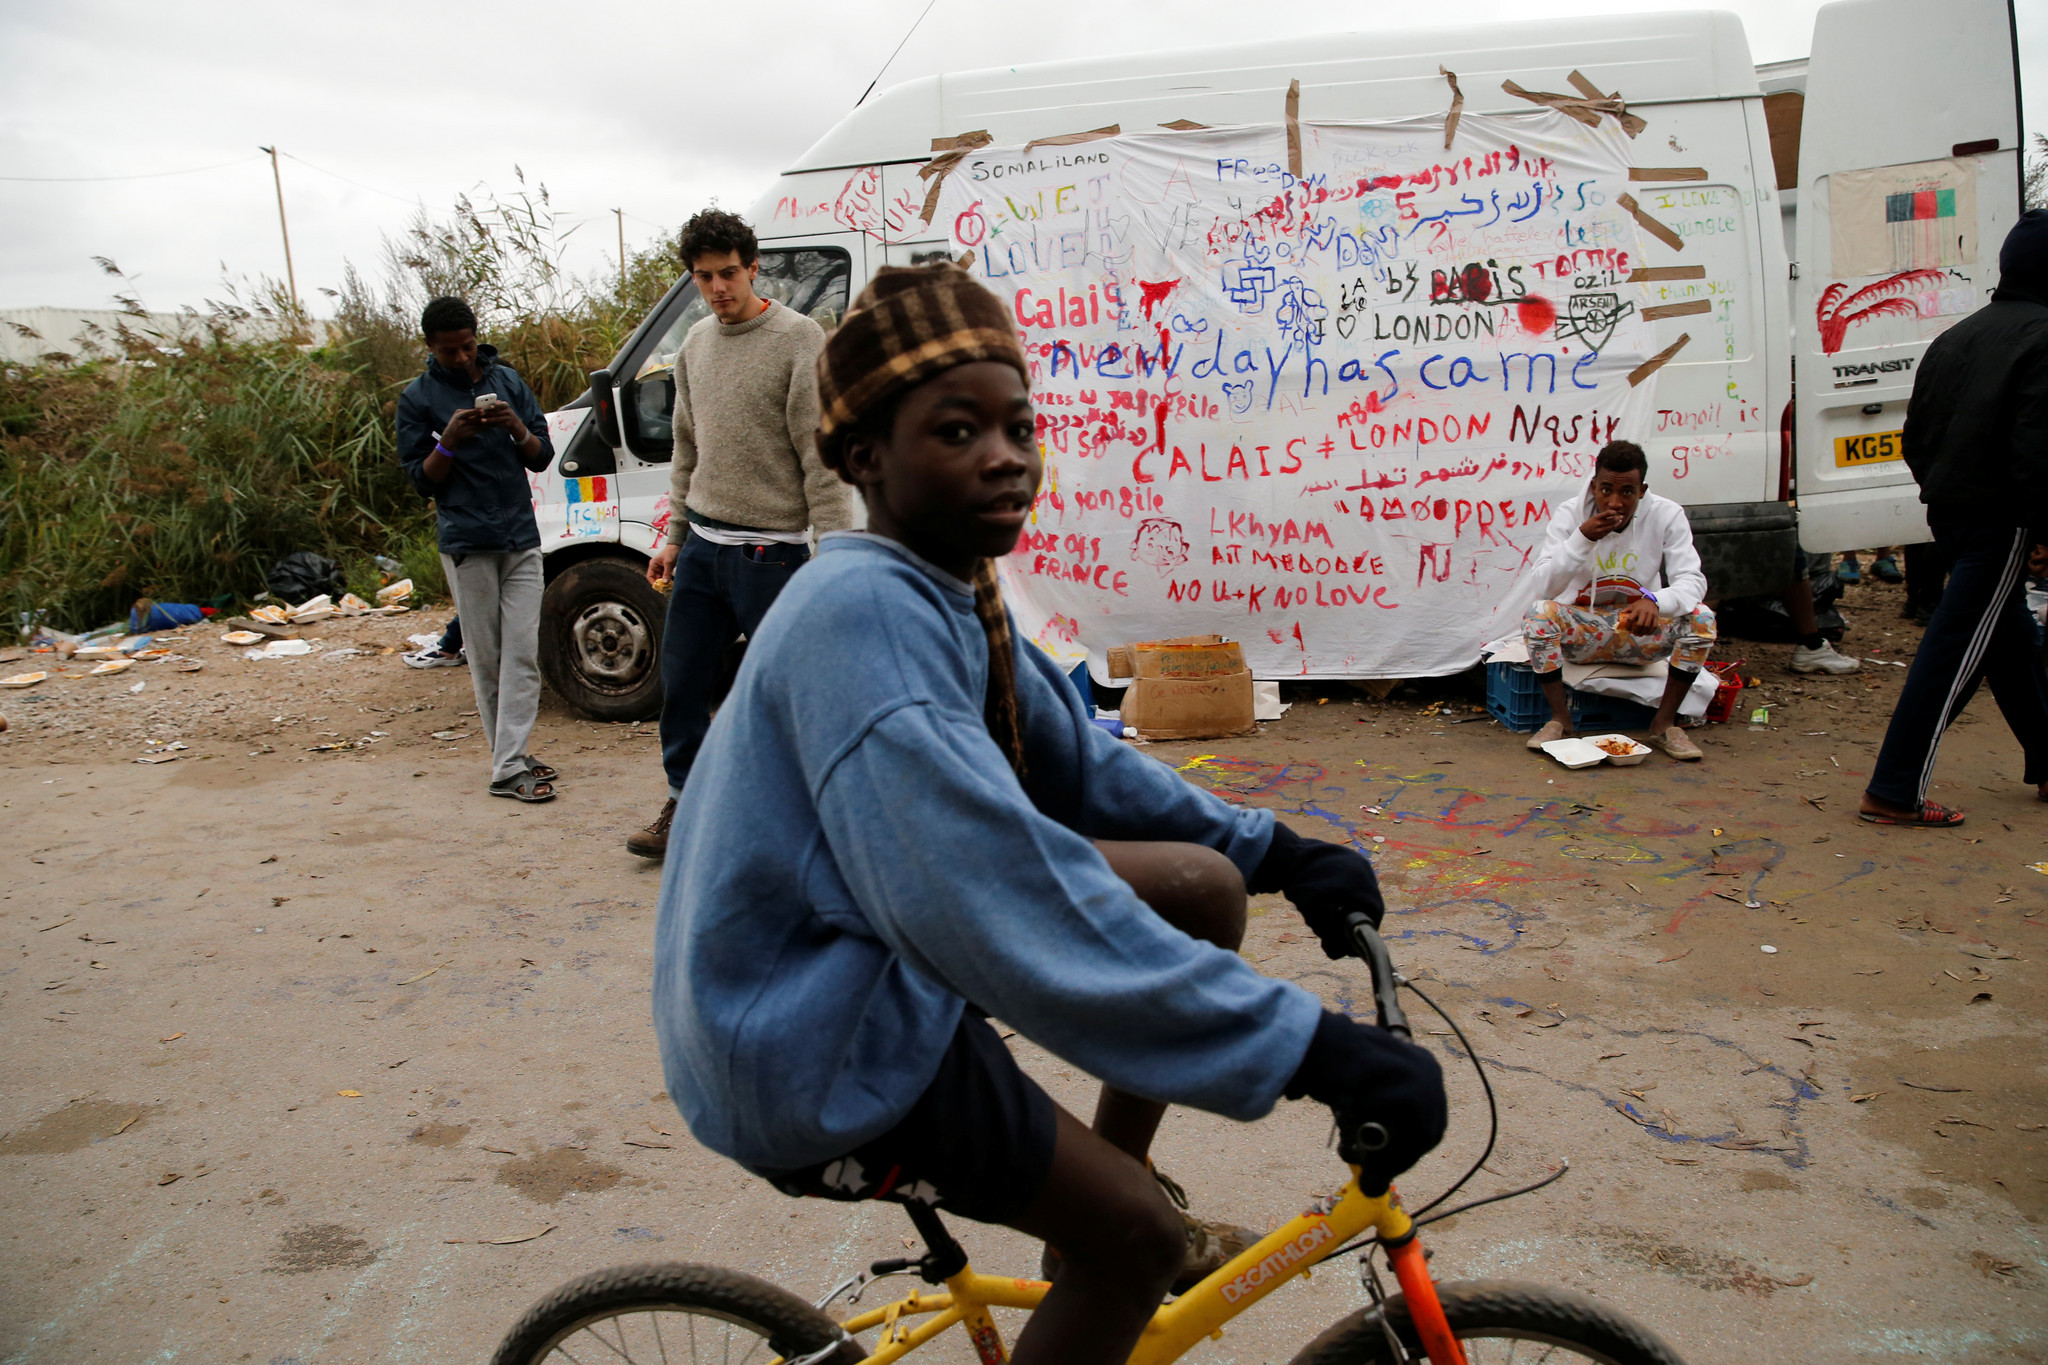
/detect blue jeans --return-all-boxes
[659,533,809,795]
[1866,515,2048,807]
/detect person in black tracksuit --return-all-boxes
[1860,210,2048,826]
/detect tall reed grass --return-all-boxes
[1,180,683,636]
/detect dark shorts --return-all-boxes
[759,1013,1058,1225]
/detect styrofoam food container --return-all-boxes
[1584,733,1651,765]
[1540,737,1607,769]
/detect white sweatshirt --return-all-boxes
[1527,489,1706,617]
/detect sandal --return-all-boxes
[1857,800,1963,827]
[490,770,556,803]
[522,757,559,782]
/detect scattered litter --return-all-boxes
[338,1090,362,1097]
[114,1114,142,1134]
[1598,1052,1627,1060]
[135,752,182,765]
[127,681,145,693]
[622,1137,672,1150]
[157,1172,181,1186]
[1970,991,1993,1003]
[483,1226,553,1246]
[0,671,46,689]
[1775,1274,1814,1287]
[1901,1081,1967,1092]
[1760,944,1778,954]
[482,1146,519,1156]
[247,638,315,660]
[431,730,470,742]
[1657,1155,1701,1166]
[160,1032,184,1043]
[247,606,290,625]
[307,741,360,753]
[173,659,203,673]
[1657,948,1692,963]
[2026,862,2048,876]
[377,579,414,606]
[1849,1092,1882,1103]
[88,659,134,675]
[222,630,264,645]
[36,918,75,933]
[397,965,444,985]
[321,648,365,662]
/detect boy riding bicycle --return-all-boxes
[651,265,1446,1365]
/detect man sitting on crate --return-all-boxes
[1519,440,1715,762]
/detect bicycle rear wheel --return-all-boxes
[1291,1278,1685,1365]
[491,1262,860,1365]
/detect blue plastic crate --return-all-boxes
[1485,661,1660,733]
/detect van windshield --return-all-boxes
[634,248,852,381]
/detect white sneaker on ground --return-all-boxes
[1789,641,1860,675]
[402,647,465,669]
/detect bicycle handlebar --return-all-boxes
[1347,913,1411,1040]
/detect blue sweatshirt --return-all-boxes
[653,533,1323,1173]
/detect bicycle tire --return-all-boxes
[490,1261,862,1365]
[1290,1278,1686,1365]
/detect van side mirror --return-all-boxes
[588,369,621,448]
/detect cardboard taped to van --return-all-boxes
[944,109,1671,680]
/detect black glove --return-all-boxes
[1249,822,1387,959]
[1285,1009,1447,1195]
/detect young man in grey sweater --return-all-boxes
[631,210,853,858]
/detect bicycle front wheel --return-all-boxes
[1291,1278,1686,1365]
[490,1262,860,1365]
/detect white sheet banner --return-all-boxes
[939,110,1663,678]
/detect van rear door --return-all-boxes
[1792,0,2022,554]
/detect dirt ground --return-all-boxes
[1,576,2042,1364]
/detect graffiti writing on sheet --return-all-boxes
[939,112,1670,678]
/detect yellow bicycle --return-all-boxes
[493,923,1685,1365]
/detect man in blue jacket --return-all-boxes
[396,297,558,801]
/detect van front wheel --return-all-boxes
[539,558,665,722]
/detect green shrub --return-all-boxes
[1,180,681,639]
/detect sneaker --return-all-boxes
[1649,726,1704,761]
[1835,556,1862,585]
[627,797,677,860]
[1789,640,1861,675]
[1037,1208,1259,1295]
[402,647,465,669]
[1525,718,1568,750]
[1871,555,1903,584]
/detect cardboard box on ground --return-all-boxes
[1107,635,1257,741]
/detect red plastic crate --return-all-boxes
[1702,658,1745,724]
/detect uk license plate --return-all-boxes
[1834,430,1904,467]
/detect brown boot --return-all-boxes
[1171,1212,1260,1293]
[1037,1165,1261,1294]
[627,798,676,860]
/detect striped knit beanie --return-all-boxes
[815,263,1028,469]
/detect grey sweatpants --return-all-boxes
[441,549,543,784]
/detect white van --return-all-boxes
[530,0,2022,718]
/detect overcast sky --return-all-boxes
[2,0,2041,315]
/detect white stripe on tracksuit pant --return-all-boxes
[441,549,543,785]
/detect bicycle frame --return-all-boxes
[835,1168,1468,1365]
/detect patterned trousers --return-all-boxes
[1523,600,1717,675]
